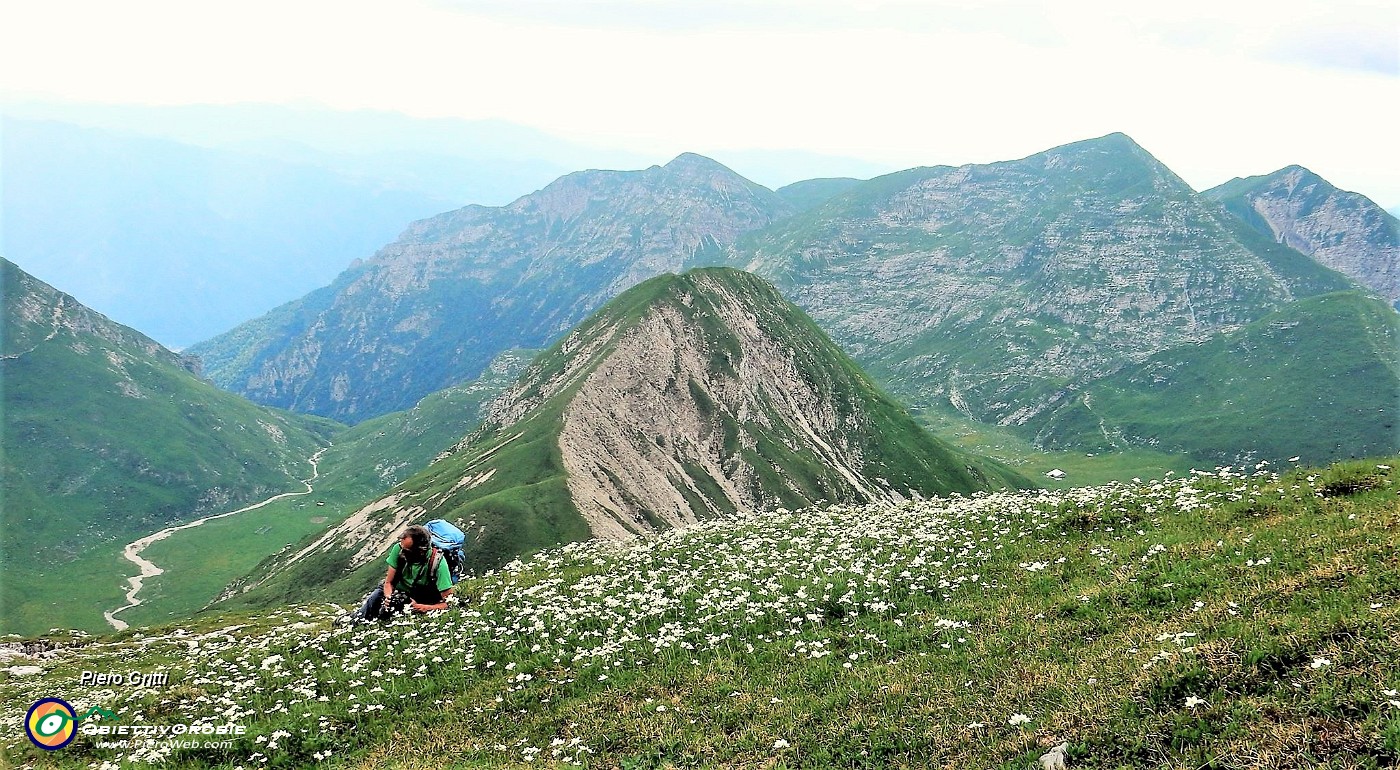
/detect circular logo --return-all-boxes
[26,698,77,750]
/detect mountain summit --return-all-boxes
[1205,166,1400,306]
[191,155,793,423]
[719,132,1355,429]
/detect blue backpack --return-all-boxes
[424,519,467,584]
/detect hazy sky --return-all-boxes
[3,0,1398,206]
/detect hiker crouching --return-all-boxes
[358,525,453,621]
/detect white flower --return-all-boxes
[773,739,790,749]
[1311,657,1331,669]
[1008,713,1031,726]
[1184,696,1206,709]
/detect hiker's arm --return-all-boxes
[411,588,453,613]
[383,567,396,598]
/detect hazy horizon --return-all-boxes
[3,0,1396,208]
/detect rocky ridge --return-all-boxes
[1205,166,1400,306]
[237,269,1019,597]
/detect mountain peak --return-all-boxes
[1091,131,1141,149]
[1025,131,1181,185]
[663,152,740,177]
[1273,165,1330,190]
[1205,164,1399,303]
[1047,131,1148,157]
[418,266,1010,553]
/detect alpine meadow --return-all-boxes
[2,115,1398,770]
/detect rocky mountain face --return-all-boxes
[191,154,793,423]
[712,133,1355,429]
[1,258,336,634]
[1205,166,1400,306]
[233,269,1022,600]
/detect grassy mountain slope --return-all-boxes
[4,458,1396,768]
[325,349,540,491]
[101,350,535,629]
[0,258,338,635]
[1028,291,1400,464]
[225,268,1025,609]
[774,177,864,212]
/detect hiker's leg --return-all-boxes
[360,587,386,621]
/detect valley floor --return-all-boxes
[103,450,326,631]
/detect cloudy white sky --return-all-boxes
[3,0,1397,205]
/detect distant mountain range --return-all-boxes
[1,105,893,353]
[192,132,1396,467]
[190,153,797,421]
[1,117,457,349]
[718,133,1354,431]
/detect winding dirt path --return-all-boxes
[104,448,327,630]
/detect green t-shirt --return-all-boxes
[386,543,452,593]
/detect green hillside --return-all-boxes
[0,258,339,635]
[773,177,864,212]
[3,458,1396,768]
[1029,291,1400,464]
[102,350,535,629]
[227,268,1026,610]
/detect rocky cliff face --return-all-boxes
[248,269,1019,592]
[715,133,1354,427]
[191,154,793,423]
[489,268,1002,539]
[1205,166,1399,305]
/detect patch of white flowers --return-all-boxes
[1,465,1389,766]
